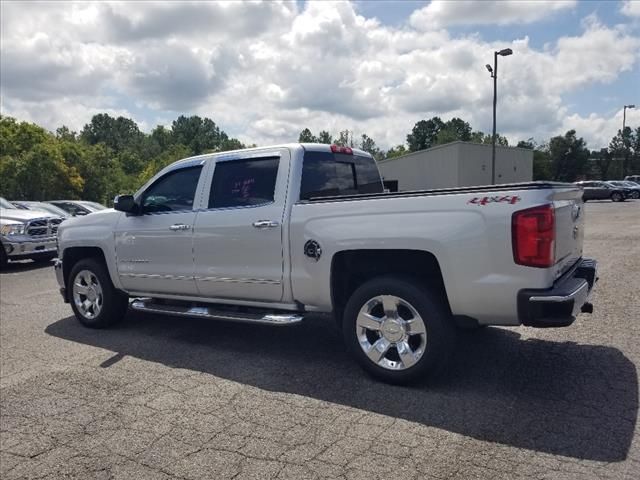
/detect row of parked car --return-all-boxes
[0,197,106,268]
[574,178,640,202]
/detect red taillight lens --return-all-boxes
[330,144,353,154]
[512,204,555,268]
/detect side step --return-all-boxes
[130,298,303,326]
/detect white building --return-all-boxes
[378,141,533,191]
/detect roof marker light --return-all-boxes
[330,144,353,155]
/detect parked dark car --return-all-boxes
[607,181,640,199]
[48,200,107,216]
[574,181,629,202]
[11,201,71,218]
[624,175,640,183]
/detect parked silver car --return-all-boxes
[1,197,63,268]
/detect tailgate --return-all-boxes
[552,187,585,278]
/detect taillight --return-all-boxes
[330,144,353,154]
[512,204,555,268]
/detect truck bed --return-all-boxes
[302,181,573,203]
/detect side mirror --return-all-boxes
[113,194,138,214]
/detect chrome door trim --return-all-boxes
[195,276,281,285]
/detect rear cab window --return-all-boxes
[300,150,383,200]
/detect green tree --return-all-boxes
[434,118,472,145]
[55,126,77,142]
[591,148,614,180]
[334,130,354,147]
[219,137,245,152]
[532,150,552,180]
[385,144,408,159]
[80,113,143,152]
[298,128,317,143]
[517,139,551,180]
[171,115,226,155]
[317,130,332,144]
[407,117,444,151]
[470,131,508,146]
[139,144,193,185]
[358,134,384,160]
[548,130,589,182]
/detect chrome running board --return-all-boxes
[130,298,303,326]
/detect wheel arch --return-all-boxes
[330,249,451,325]
[61,246,114,298]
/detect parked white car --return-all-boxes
[55,143,597,383]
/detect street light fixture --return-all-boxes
[623,104,635,131]
[488,48,513,184]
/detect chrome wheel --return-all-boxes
[72,270,103,319]
[356,295,427,371]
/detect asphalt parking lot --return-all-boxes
[1,201,639,480]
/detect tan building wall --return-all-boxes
[378,141,533,191]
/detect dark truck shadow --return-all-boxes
[46,312,637,462]
[0,259,55,274]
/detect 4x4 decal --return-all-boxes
[468,195,521,205]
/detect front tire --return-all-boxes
[631,191,639,200]
[342,275,456,384]
[69,258,128,328]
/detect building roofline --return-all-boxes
[378,141,532,163]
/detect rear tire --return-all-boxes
[342,275,456,384]
[611,192,623,202]
[69,258,128,328]
[631,191,639,200]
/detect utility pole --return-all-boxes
[623,104,635,132]
[486,48,513,184]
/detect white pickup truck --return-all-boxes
[55,143,597,383]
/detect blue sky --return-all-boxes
[355,0,639,121]
[1,1,639,149]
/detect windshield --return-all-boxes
[27,202,69,217]
[0,197,16,209]
[78,201,106,211]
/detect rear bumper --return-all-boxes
[518,258,598,328]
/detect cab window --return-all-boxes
[141,166,202,213]
[209,157,279,209]
[300,151,383,200]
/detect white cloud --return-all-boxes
[410,0,576,30]
[621,1,640,18]
[0,1,638,151]
[561,108,640,149]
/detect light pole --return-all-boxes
[623,104,635,131]
[486,48,513,184]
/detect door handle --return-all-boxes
[169,224,190,231]
[252,220,280,229]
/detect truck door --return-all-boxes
[192,149,290,302]
[114,164,205,296]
